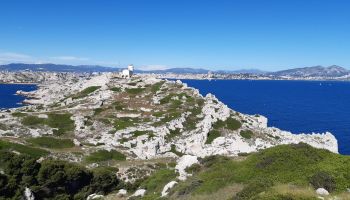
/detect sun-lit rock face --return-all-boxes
[1,73,338,164]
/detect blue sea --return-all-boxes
[0,84,37,109]
[181,80,350,155]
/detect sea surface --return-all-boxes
[181,79,350,155]
[0,84,37,109]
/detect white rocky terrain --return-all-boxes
[0,72,339,198]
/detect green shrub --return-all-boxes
[93,108,105,115]
[125,88,145,94]
[21,115,45,126]
[46,113,75,136]
[73,86,101,99]
[110,87,121,92]
[240,130,254,139]
[85,150,126,163]
[213,120,226,129]
[226,118,242,130]
[235,179,273,200]
[131,131,150,137]
[11,112,27,117]
[0,140,49,158]
[310,171,336,192]
[0,152,120,199]
[151,81,164,93]
[27,137,74,149]
[141,169,177,196]
[174,178,203,196]
[0,123,8,130]
[185,163,202,174]
[166,128,181,141]
[114,117,135,130]
[170,144,184,157]
[205,130,221,144]
[112,101,124,110]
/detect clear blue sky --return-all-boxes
[0,0,349,71]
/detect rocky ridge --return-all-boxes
[0,73,339,198]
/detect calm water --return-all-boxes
[182,79,350,155]
[0,84,37,109]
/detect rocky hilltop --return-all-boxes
[0,73,346,199]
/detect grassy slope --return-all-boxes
[168,143,350,200]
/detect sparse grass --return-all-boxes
[72,86,101,99]
[27,137,74,149]
[11,112,27,117]
[22,115,45,126]
[141,168,177,197]
[114,117,136,130]
[161,112,181,123]
[151,81,165,93]
[160,93,176,104]
[46,113,75,136]
[0,139,49,158]
[125,88,145,94]
[85,150,126,163]
[171,143,350,198]
[205,130,221,144]
[240,130,254,139]
[112,101,124,110]
[110,87,121,92]
[131,130,151,137]
[170,144,184,157]
[166,128,181,141]
[0,123,8,130]
[22,113,74,136]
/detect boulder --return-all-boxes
[316,188,329,196]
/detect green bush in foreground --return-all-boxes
[85,150,126,163]
[0,151,120,199]
[27,137,74,149]
[170,143,350,199]
[0,140,48,159]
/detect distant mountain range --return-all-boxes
[270,65,349,77]
[0,63,349,78]
[0,63,120,73]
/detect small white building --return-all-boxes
[120,64,134,78]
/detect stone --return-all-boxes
[316,188,329,196]
[161,181,178,197]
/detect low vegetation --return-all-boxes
[240,130,254,139]
[125,88,145,94]
[0,151,119,199]
[140,168,177,199]
[72,86,101,99]
[0,140,48,158]
[205,130,221,144]
[85,150,126,163]
[21,113,74,136]
[169,143,350,199]
[27,136,74,149]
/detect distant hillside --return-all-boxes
[0,63,120,73]
[271,65,350,77]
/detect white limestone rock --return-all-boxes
[129,189,146,198]
[161,181,178,197]
[117,189,127,197]
[24,187,35,200]
[175,155,199,181]
[316,188,329,196]
[87,193,104,200]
